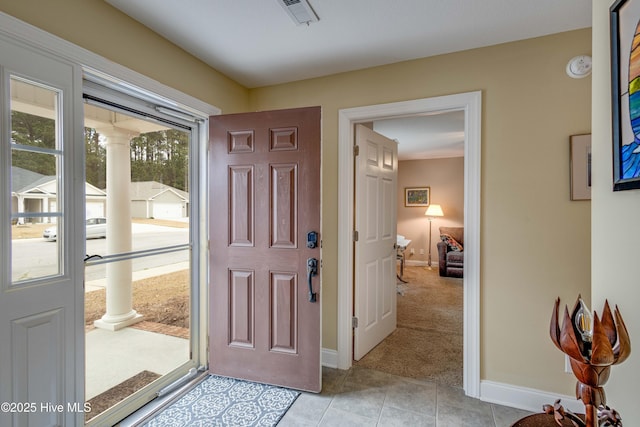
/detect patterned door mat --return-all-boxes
[141,375,300,427]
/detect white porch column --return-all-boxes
[94,126,143,331]
[41,196,49,223]
[16,195,25,225]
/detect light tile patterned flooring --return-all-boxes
[278,367,532,427]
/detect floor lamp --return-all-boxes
[424,204,444,269]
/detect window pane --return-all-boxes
[10,78,61,283]
[11,148,57,180]
[11,216,59,281]
[10,78,57,150]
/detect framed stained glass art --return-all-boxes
[611,0,640,190]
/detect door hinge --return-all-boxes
[353,230,359,241]
[354,145,360,156]
[352,316,358,328]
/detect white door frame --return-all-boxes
[337,91,482,398]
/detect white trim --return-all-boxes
[337,91,482,399]
[321,348,339,369]
[480,380,584,414]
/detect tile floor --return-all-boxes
[278,366,533,427]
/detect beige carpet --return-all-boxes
[354,265,463,387]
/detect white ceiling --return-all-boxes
[374,111,465,160]
[105,0,592,159]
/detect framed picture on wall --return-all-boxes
[570,134,592,200]
[404,187,430,207]
[611,0,640,190]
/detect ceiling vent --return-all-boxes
[277,0,319,26]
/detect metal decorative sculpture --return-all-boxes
[548,296,631,427]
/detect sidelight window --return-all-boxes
[10,77,63,283]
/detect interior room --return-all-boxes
[2,1,638,426]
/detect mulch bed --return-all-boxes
[86,370,161,422]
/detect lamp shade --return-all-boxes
[424,204,444,217]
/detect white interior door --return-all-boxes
[0,35,85,426]
[353,124,398,360]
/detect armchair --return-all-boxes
[437,226,464,278]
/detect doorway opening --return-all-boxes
[336,91,481,398]
[354,113,465,387]
[81,75,209,425]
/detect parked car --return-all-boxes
[43,217,107,241]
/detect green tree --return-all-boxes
[11,111,56,175]
[85,127,106,189]
[130,129,188,191]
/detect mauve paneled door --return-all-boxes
[209,106,321,392]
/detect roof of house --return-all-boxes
[11,166,106,197]
[11,166,46,193]
[12,169,184,200]
[129,181,188,201]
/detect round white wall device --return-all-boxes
[566,55,592,79]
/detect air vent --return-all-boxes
[277,0,319,26]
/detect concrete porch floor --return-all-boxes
[85,326,189,400]
[84,260,191,400]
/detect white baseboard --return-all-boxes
[404,260,428,267]
[480,380,584,414]
[321,348,338,369]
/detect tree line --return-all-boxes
[11,111,189,192]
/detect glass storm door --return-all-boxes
[81,88,201,425]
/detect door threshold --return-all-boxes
[117,369,208,427]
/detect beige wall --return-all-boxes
[0,1,595,400]
[0,0,249,114]
[592,0,640,421]
[398,158,464,264]
[250,29,592,394]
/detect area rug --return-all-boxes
[141,375,300,427]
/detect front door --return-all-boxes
[353,124,398,360]
[0,36,85,426]
[209,106,321,392]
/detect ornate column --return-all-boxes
[93,126,143,331]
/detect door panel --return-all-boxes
[354,125,398,360]
[0,36,84,427]
[209,106,321,392]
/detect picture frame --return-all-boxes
[570,134,592,201]
[404,187,430,207]
[611,0,640,190]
